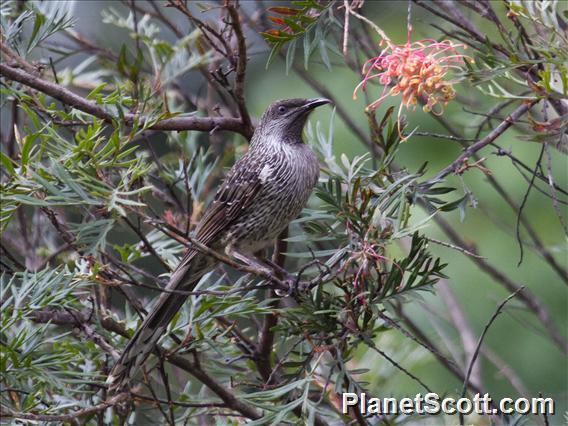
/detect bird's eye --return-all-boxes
[277,105,287,114]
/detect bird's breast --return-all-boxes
[225,144,319,250]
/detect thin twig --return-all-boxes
[437,280,483,389]
[344,2,391,44]
[362,334,434,393]
[122,216,171,272]
[255,231,287,384]
[432,214,567,354]
[425,237,485,259]
[410,131,476,142]
[2,393,129,423]
[225,2,253,138]
[544,142,568,235]
[458,286,525,426]
[433,101,535,181]
[515,145,545,266]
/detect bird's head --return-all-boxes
[255,98,331,144]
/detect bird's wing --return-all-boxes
[194,154,264,244]
[107,154,266,392]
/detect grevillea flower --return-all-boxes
[354,31,471,117]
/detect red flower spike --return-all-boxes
[268,16,286,26]
[268,6,300,16]
[265,29,283,36]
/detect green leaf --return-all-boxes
[283,17,305,33]
[86,83,108,101]
[21,134,38,168]
[439,194,468,212]
[0,151,16,176]
[27,12,46,52]
[285,39,297,74]
[261,31,294,42]
[319,39,331,70]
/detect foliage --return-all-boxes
[0,1,566,425]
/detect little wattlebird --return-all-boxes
[107,98,331,391]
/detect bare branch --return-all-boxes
[226,1,254,138]
[437,280,483,390]
[2,393,129,423]
[433,214,568,354]
[255,231,286,384]
[434,101,535,181]
[459,286,525,425]
[31,310,264,420]
[0,63,250,137]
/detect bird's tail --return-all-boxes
[107,251,211,392]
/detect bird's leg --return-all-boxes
[263,258,289,277]
[263,258,302,297]
[226,246,295,294]
[226,247,273,276]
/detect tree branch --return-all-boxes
[255,231,287,384]
[459,286,525,426]
[2,393,129,423]
[433,214,568,354]
[433,101,535,181]
[0,63,249,137]
[437,280,483,389]
[226,1,254,138]
[31,309,264,420]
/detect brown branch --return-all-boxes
[64,30,117,62]
[31,310,264,420]
[433,101,535,181]
[459,286,525,426]
[165,352,263,420]
[30,307,91,324]
[226,1,253,139]
[30,307,120,360]
[0,40,37,74]
[437,280,483,390]
[255,231,287,384]
[427,100,568,283]
[147,1,183,38]
[0,63,249,136]
[2,393,129,423]
[433,214,568,354]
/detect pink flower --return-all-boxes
[354,36,471,117]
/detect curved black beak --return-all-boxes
[303,98,332,111]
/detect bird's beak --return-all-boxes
[302,98,332,111]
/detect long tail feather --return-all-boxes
[107,251,210,391]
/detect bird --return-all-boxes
[107,97,331,391]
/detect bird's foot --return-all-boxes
[274,274,312,297]
[262,259,297,296]
[264,259,289,277]
[275,277,294,297]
